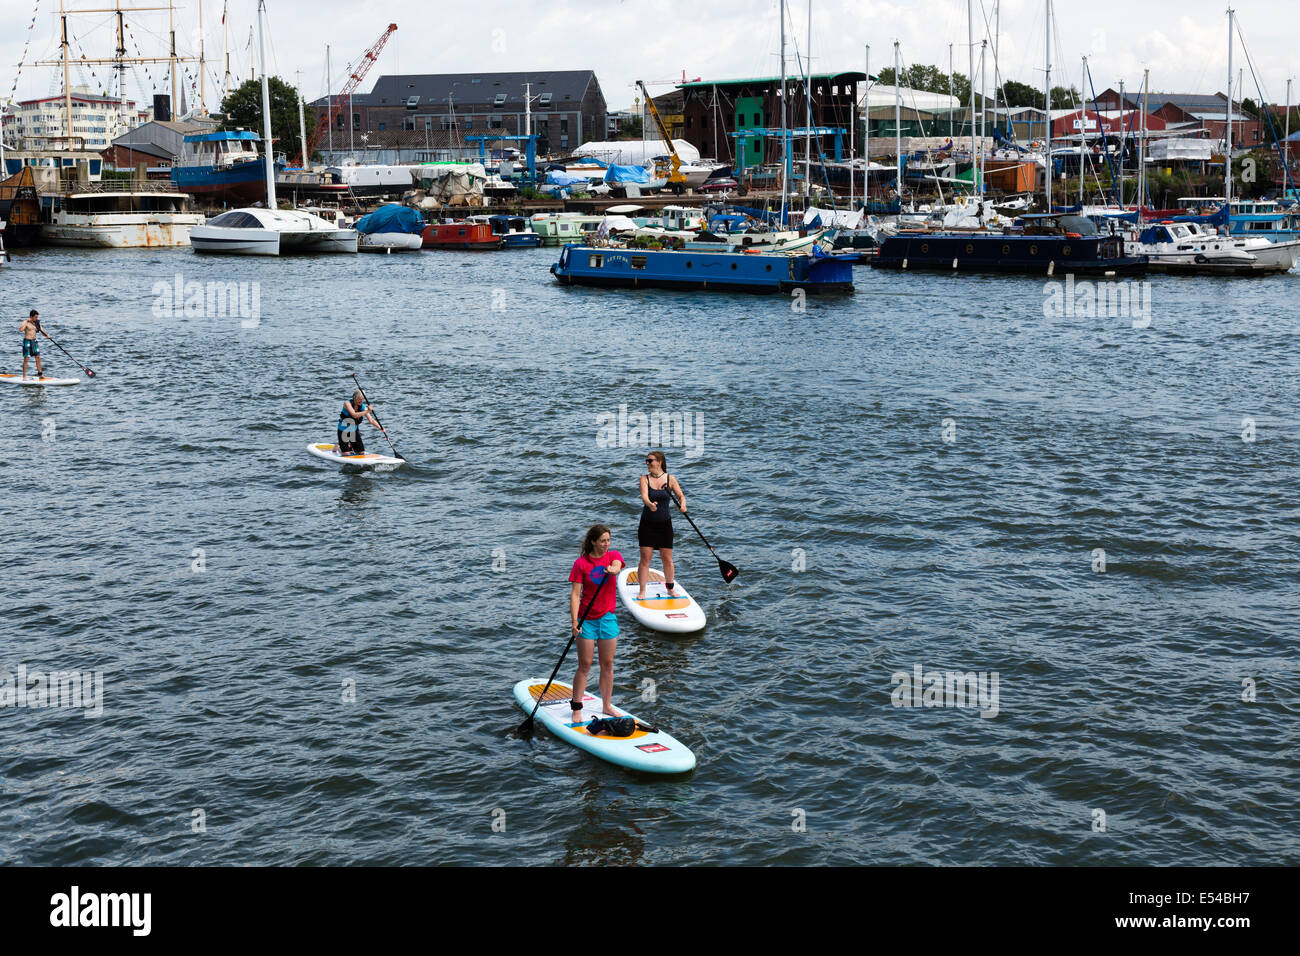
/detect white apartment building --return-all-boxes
[6,87,149,150]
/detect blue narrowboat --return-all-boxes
[550,244,854,294]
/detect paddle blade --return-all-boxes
[514,717,536,738]
[719,559,739,583]
[85,369,96,378]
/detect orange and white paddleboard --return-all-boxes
[0,373,79,386]
[512,679,695,774]
[306,442,404,470]
[617,565,706,633]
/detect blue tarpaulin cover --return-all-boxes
[353,204,425,235]
[604,164,651,184]
[546,171,589,187]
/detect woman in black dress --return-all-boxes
[636,450,687,599]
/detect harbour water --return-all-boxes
[2,246,1297,865]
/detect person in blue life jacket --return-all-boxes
[336,389,383,456]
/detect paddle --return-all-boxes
[668,478,739,583]
[349,372,405,460]
[515,570,614,738]
[45,334,95,378]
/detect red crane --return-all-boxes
[298,23,397,165]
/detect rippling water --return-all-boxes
[2,244,1297,865]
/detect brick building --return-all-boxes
[309,70,606,159]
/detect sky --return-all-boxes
[3,0,1298,117]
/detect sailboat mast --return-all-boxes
[1139,69,1148,212]
[862,44,868,207]
[894,41,901,197]
[779,0,787,221]
[1080,57,1085,206]
[1118,78,1125,205]
[61,0,73,150]
[326,45,332,161]
[198,0,205,114]
[1044,0,1051,214]
[1286,78,1292,183]
[257,0,276,207]
[296,70,306,168]
[223,1,230,103]
[979,39,986,200]
[115,1,127,141]
[966,0,975,195]
[804,0,811,197]
[1225,6,1233,208]
[847,56,855,207]
[169,0,177,113]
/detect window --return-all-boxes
[406,95,420,109]
[631,255,647,269]
[589,254,603,267]
[493,93,507,108]
[754,113,760,125]
[560,137,568,148]
[560,118,568,132]
[378,122,386,131]
[539,92,552,106]
[465,118,473,129]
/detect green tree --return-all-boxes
[999,80,1044,109]
[219,76,316,162]
[875,65,971,107]
[1049,85,1081,109]
[617,115,644,139]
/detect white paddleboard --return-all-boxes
[513,678,695,774]
[306,441,404,469]
[617,565,707,633]
[0,373,80,386]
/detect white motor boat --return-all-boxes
[41,186,204,247]
[1124,221,1300,275]
[190,207,358,255]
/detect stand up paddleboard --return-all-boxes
[617,565,707,633]
[0,373,80,386]
[513,679,695,774]
[306,442,404,470]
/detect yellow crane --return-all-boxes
[636,79,687,189]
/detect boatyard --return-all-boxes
[2,0,1298,902]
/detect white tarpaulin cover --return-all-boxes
[1147,139,1212,162]
[573,139,702,166]
[416,163,488,202]
[803,206,865,229]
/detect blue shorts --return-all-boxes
[580,612,619,641]
[22,339,39,357]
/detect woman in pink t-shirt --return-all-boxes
[568,524,625,725]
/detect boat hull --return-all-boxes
[190,226,281,255]
[550,244,854,294]
[172,159,272,206]
[873,233,1148,275]
[40,215,204,248]
[358,232,424,252]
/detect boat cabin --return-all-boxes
[1016,213,1098,236]
[178,130,262,169]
